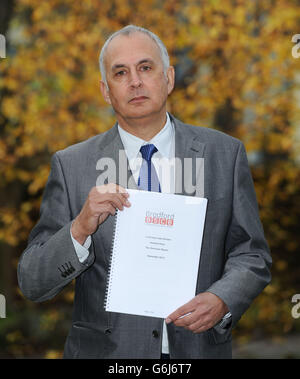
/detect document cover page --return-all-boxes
[104,189,207,318]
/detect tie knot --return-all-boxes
[140,144,158,162]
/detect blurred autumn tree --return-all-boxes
[1,0,300,357]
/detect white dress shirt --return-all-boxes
[70,112,175,354]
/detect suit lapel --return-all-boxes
[170,115,206,197]
[95,123,137,190]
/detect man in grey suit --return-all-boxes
[18,25,272,359]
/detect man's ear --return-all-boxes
[166,66,175,95]
[100,80,112,105]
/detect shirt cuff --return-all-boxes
[70,224,91,263]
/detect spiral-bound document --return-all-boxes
[104,189,207,319]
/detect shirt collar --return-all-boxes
[118,113,174,162]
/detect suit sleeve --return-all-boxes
[17,152,95,302]
[207,141,272,327]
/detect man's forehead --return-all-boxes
[105,32,162,68]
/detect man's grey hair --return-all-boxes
[99,25,170,86]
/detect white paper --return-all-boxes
[105,189,207,319]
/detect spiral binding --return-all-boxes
[104,209,119,310]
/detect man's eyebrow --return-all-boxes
[111,59,155,71]
[138,58,155,65]
[112,63,126,71]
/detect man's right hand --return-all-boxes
[71,184,130,245]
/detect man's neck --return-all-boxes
[116,112,167,142]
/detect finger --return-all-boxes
[166,299,196,324]
[183,313,208,330]
[96,193,126,211]
[98,203,117,217]
[95,191,130,209]
[112,193,131,209]
[173,303,218,330]
[96,184,129,195]
[172,311,198,328]
[190,322,212,334]
[120,193,131,207]
[97,211,110,224]
[107,194,125,211]
[186,312,218,333]
[172,306,211,329]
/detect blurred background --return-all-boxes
[0,0,300,359]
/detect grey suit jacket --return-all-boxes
[17,114,272,359]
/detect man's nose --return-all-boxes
[129,70,142,88]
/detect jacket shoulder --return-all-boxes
[183,123,242,148]
[171,114,242,148]
[54,127,116,160]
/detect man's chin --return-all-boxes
[118,109,158,121]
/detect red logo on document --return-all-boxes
[145,211,174,227]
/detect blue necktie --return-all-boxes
[138,144,161,192]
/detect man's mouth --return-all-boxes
[129,96,148,103]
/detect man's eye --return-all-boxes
[141,65,151,71]
[116,70,126,76]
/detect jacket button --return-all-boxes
[152,330,159,338]
[105,328,112,335]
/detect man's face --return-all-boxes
[100,32,174,123]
